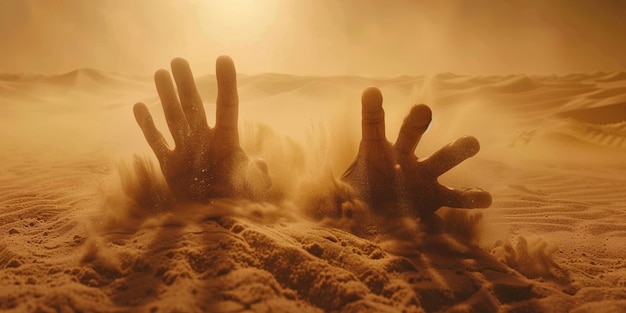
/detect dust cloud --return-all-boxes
[1,1,625,76]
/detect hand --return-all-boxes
[133,56,270,202]
[341,87,491,223]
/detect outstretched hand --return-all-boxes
[341,87,491,224]
[133,56,270,202]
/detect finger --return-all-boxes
[215,55,239,140]
[133,102,170,159]
[394,104,432,155]
[155,69,189,148]
[422,136,480,177]
[440,186,492,208]
[361,87,386,141]
[171,58,209,134]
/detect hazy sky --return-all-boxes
[2,0,626,76]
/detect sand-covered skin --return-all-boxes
[1,70,626,312]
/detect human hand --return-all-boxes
[133,56,271,202]
[341,87,491,224]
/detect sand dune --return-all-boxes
[560,102,626,124]
[596,71,626,83]
[1,69,625,312]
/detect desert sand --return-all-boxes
[1,67,626,312]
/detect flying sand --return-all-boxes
[133,55,491,233]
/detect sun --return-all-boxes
[195,0,281,45]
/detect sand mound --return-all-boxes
[0,156,552,312]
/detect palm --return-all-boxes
[133,56,269,201]
[154,124,250,201]
[342,87,491,222]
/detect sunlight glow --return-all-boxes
[196,0,282,45]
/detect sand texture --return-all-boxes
[1,70,626,312]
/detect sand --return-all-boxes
[1,69,626,312]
